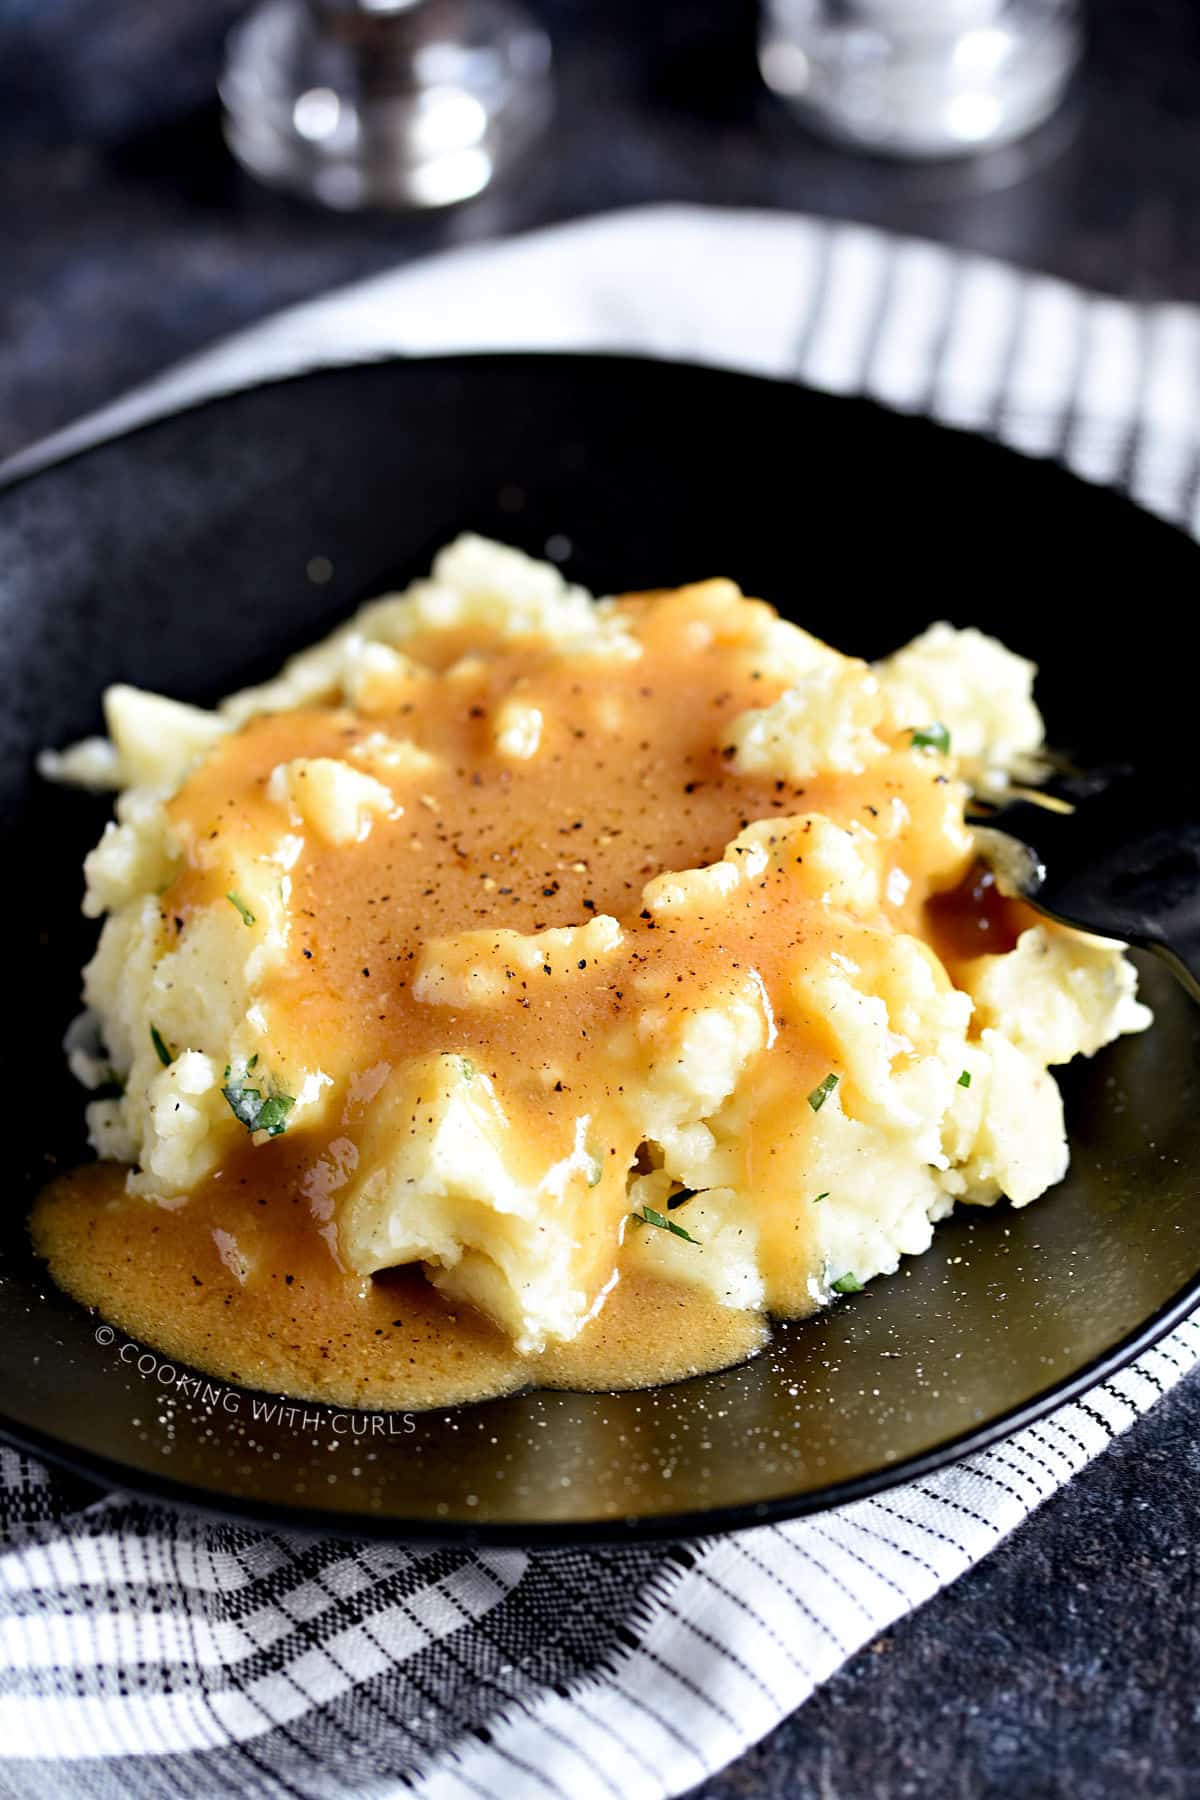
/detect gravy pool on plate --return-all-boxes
[33,537,1151,1408]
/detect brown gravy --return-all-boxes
[33,1164,768,1408]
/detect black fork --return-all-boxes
[979,767,1200,1004]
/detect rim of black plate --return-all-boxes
[1,1269,1198,1545]
[1,350,1197,1544]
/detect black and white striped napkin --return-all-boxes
[3,205,1199,1800]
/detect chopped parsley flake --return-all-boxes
[958,1069,972,1087]
[255,1094,295,1136]
[222,1080,260,1131]
[638,1205,701,1245]
[222,1068,295,1138]
[150,1025,173,1068]
[812,1191,830,1204]
[458,1056,475,1081]
[225,892,256,927]
[807,1072,839,1113]
[911,722,951,753]
[831,1273,863,1294]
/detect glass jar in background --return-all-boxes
[221,0,552,210]
[759,0,1082,158]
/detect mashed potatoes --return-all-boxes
[43,536,1150,1368]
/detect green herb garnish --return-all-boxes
[638,1205,701,1245]
[813,1191,830,1204]
[585,1151,604,1188]
[911,722,951,754]
[831,1273,863,1294]
[254,1093,295,1136]
[225,892,256,927]
[459,1056,475,1081]
[222,1068,295,1138]
[958,1069,971,1088]
[150,1025,173,1068]
[807,1072,839,1113]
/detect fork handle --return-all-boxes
[1151,931,1200,1006]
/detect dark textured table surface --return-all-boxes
[5,3,1200,1794]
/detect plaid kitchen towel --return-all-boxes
[2,205,1200,1800]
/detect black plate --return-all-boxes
[1,353,1197,1544]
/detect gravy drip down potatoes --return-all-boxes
[34,538,1151,1407]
